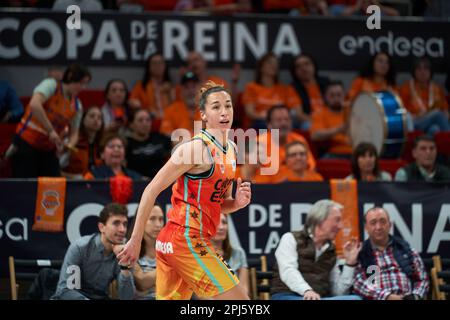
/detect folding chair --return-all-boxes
[8,256,62,300]
[248,255,273,300]
[431,255,450,300]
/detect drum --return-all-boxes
[350,91,407,158]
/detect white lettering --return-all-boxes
[0,18,20,58]
[194,21,216,60]
[163,20,188,59]
[272,23,300,56]
[92,21,127,60]
[67,20,93,59]
[427,204,450,253]
[23,19,62,59]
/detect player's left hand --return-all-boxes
[235,177,251,210]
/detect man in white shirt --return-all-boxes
[271,199,362,300]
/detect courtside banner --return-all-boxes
[0,180,449,276]
[0,11,449,71]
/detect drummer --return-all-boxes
[310,81,352,159]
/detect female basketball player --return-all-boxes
[118,81,251,300]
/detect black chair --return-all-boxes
[8,256,62,300]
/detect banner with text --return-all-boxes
[0,11,449,71]
[1,180,449,276]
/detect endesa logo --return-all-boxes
[339,31,444,58]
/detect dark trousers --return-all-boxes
[12,137,60,178]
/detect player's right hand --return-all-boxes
[117,238,141,266]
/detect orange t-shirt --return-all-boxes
[235,165,272,184]
[399,79,449,116]
[63,138,102,175]
[130,80,173,119]
[242,82,301,117]
[304,82,325,112]
[347,77,398,105]
[258,130,316,170]
[310,107,352,155]
[159,100,202,137]
[271,165,324,183]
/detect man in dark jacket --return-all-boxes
[353,207,429,300]
[395,135,450,182]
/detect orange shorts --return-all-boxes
[155,221,239,300]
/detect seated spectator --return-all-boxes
[102,79,130,132]
[84,132,142,180]
[346,142,392,181]
[253,105,316,183]
[128,204,165,300]
[0,80,24,123]
[159,71,202,139]
[61,106,104,179]
[341,0,399,16]
[290,53,330,126]
[175,51,232,101]
[347,51,398,106]
[235,140,264,183]
[53,0,103,11]
[272,141,324,183]
[211,213,249,295]
[399,57,450,135]
[310,81,352,158]
[271,200,361,300]
[129,53,174,127]
[242,53,304,129]
[13,63,91,178]
[52,203,135,300]
[126,109,171,179]
[395,135,450,182]
[353,207,429,300]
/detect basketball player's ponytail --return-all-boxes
[197,81,230,111]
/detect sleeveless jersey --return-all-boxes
[167,129,237,237]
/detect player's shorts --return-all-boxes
[155,221,240,300]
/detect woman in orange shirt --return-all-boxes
[290,53,330,128]
[242,52,304,129]
[347,51,398,105]
[101,79,130,132]
[61,106,104,178]
[399,57,450,135]
[129,53,174,126]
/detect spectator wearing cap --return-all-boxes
[159,71,202,141]
[353,207,429,300]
